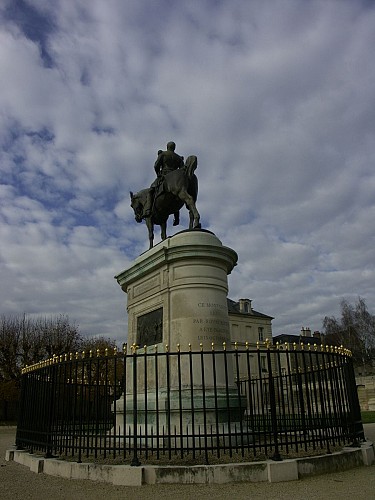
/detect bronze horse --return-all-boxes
[130,155,201,249]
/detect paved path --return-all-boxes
[1,425,374,500]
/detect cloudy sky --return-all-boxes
[1,0,374,342]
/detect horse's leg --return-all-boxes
[145,217,154,249]
[160,221,167,241]
[179,190,201,228]
[189,210,194,229]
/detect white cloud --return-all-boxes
[1,0,374,341]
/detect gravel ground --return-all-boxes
[1,425,374,500]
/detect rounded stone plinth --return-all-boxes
[115,229,238,350]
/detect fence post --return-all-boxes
[266,345,281,461]
[15,373,27,450]
[131,344,141,466]
[45,361,57,458]
[345,355,365,446]
[200,343,209,464]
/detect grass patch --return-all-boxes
[361,411,375,424]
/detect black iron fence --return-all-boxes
[15,342,364,465]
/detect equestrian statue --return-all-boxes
[130,141,201,249]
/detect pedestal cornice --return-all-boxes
[115,230,237,293]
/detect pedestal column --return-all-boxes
[114,229,244,439]
[115,229,238,352]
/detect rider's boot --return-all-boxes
[173,211,180,226]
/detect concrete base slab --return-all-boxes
[5,440,374,486]
[267,460,298,482]
[43,459,74,478]
[13,450,44,473]
[361,440,374,465]
[111,466,143,486]
[5,448,14,461]
[143,462,268,485]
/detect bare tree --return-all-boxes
[0,314,21,381]
[36,314,82,358]
[0,314,122,418]
[0,313,82,382]
[80,335,117,355]
[323,297,375,372]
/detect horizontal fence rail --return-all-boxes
[16,342,364,465]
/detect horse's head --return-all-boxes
[184,155,197,178]
[130,191,144,223]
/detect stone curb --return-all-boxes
[5,441,374,486]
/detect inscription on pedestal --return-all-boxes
[137,308,163,346]
[194,302,229,344]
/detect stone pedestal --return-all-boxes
[114,229,245,440]
[115,229,237,351]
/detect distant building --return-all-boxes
[273,328,324,347]
[228,298,273,347]
[272,328,324,374]
[227,298,273,379]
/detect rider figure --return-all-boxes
[144,141,184,225]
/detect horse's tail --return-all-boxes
[184,155,197,179]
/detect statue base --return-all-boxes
[112,388,248,448]
[115,229,238,351]
[114,229,244,445]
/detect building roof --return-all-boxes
[272,333,322,345]
[227,298,274,320]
